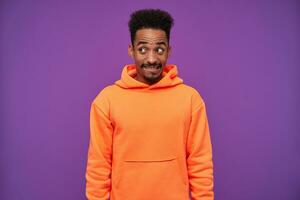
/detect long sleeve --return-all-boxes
[186,92,214,200]
[85,93,113,200]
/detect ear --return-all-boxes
[167,45,172,58]
[128,44,134,58]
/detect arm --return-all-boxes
[85,93,113,200]
[187,93,214,200]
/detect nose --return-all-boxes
[146,51,158,64]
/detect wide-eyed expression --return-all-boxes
[128,28,171,85]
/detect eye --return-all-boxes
[138,47,147,54]
[156,47,165,55]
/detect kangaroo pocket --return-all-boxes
[115,155,189,199]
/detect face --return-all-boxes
[128,28,171,85]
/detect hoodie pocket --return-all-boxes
[115,155,188,198]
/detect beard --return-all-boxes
[140,63,164,83]
[141,62,162,69]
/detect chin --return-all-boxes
[144,74,162,82]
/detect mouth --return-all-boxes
[143,67,161,72]
[141,64,162,73]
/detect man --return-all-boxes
[85,9,214,200]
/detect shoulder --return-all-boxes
[179,84,206,110]
[92,84,117,106]
[180,84,205,102]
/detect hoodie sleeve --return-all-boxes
[86,92,113,200]
[186,91,214,200]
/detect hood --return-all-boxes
[115,64,184,89]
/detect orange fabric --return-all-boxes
[86,64,214,200]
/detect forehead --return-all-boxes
[134,28,168,45]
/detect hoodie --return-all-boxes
[85,64,214,200]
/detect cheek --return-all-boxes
[159,55,168,63]
[133,54,144,63]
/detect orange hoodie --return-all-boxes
[86,64,214,200]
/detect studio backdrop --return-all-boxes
[1,0,299,200]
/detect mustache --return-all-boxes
[141,63,162,68]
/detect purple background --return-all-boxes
[1,0,299,200]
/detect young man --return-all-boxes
[85,9,214,200]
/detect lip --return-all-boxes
[142,66,161,73]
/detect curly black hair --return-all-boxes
[128,9,174,45]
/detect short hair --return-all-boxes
[128,8,174,45]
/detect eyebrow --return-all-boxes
[136,41,167,46]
